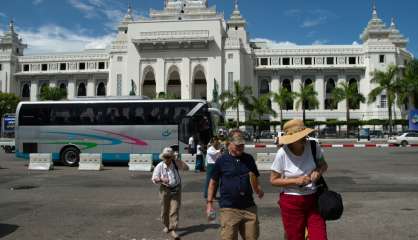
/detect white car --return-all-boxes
[388,132,418,146]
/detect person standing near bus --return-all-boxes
[203,137,222,199]
[188,135,196,155]
[152,147,189,239]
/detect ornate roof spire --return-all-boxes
[372,0,377,18]
[234,0,239,11]
[360,0,390,42]
[388,16,408,48]
[8,20,15,32]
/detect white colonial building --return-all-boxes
[0,0,413,123]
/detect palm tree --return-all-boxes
[369,65,400,136]
[294,83,319,123]
[220,81,252,128]
[248,94,277,136]
[402,59,418,109]
[273,87,294,129]
[332,82,366,137]
[39,86,67,101]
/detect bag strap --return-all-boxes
[310,140,318,167]
[172,160,182,185]
[310,140,329,191]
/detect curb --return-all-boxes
[246,144,418,148]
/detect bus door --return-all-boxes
[179,116,194,154]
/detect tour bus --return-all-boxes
[15,98,223,166]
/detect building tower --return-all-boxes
[0,20,27,94]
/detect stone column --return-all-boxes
[156,59,165,94]
[87,76,95,96]
[293,74,302,110]
[30,80,38,101]
[316,74,325,110]
[181,57,191,100]
[271,72,280,120]
[67,78,76,99]
[337,73,346,115]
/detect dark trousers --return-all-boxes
[195,154,204,171]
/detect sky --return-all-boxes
[0,0,417,56]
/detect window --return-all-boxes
[60,63,66,71]
[379,55,385,63]
[23,64,30,72]
[0,64,2,71]
[304,57,312,65]
[97,82,106,96]
[117,74,122,96]
[79,62,86,70]
[117,56,123,62]
[260,58,269,66]
[228,53,233,59]
[380,94,387,108]
[349,57,356,65]
[77,83,86,97]
[98,62,105,69]
[41,64,48,71]
[283,58,290,65]
[326,57,334,65]
[228,72,234,91]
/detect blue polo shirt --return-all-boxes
[211,152,260,209]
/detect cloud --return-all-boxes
[251,38,297,48]
[0,12,7,18]
[32,0,44,5]
[312,39,329,45]
[17,24,115,54]
[284,9,301,17]
[68,0,97,18]
[301,16,327,28]
[284,8,336,28]
[352,41,360,45]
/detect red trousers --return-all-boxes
[279,193,327,240]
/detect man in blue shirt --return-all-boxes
[206,129,264,240]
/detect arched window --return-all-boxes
[282,79,293,110]
[77,83,86,97]
[325,78,336,110]
[259,79,270,95]
[349,78,360,109]
[303,78,314,109]
[22,83,30,98]
[60,83,67,90]
[97,82,106,96]
[192,68,207,100]
[142,69,156,99]
[167,66,181,99]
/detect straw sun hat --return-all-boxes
[279,119,315,145]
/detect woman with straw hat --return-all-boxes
[270,119,328,240]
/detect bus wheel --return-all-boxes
[61,146,80,167]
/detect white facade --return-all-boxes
[0,1,413,122]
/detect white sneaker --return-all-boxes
[170,230,180,239]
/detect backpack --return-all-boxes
[310,140,344,221]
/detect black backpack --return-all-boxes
[310,140,344,221]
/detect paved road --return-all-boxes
[1,148,418,240]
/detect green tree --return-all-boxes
[248,94,276,135]
[369,65,399,136]
[294,83,319,123]
[156,92,177,99]
[39,86,67,101]
[0,93,20,117]
[220,81,252,128]
[332,82,366,137]
[273,87,294,130]
[402,59,418,109]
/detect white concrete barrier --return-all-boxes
[256,153,275,171]
[79,153,103,171]
[129,154,152,171]
[181,154,196,171]
[28,153,53,170]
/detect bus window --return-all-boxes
[132,106,145,124]
[80,107,95,124]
